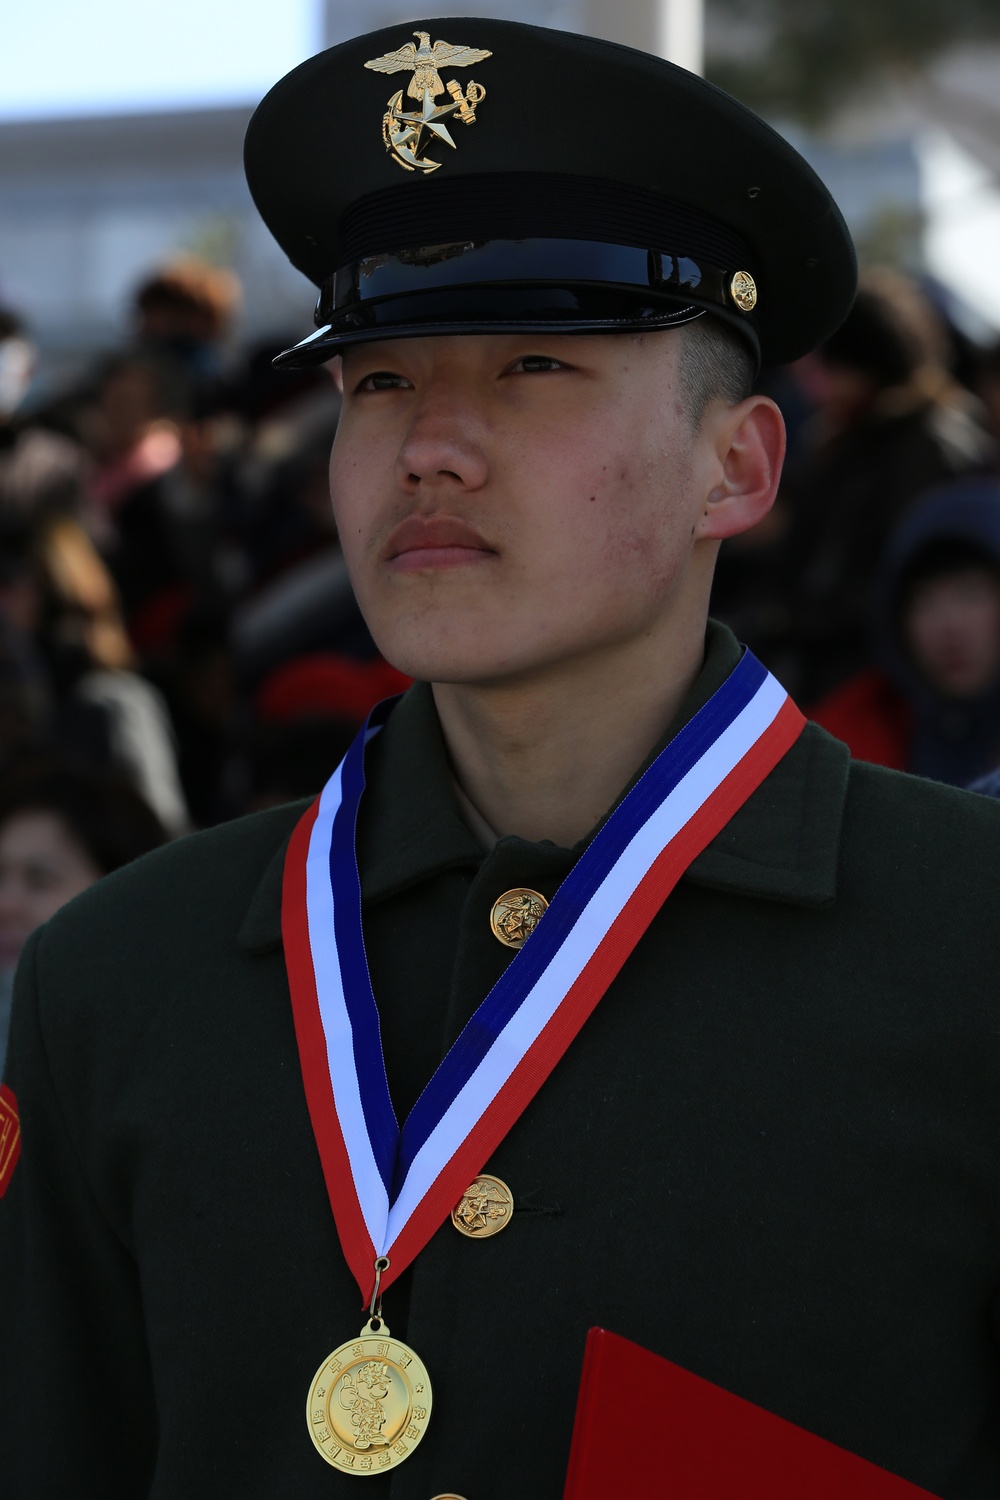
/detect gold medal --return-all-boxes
[451,1174,513,1238]
[306,1317,432,1476]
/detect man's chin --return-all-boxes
[381,653,521,687]
[374,633,541,689]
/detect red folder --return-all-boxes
[564,1329,941,1498]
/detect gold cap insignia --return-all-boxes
[730,270,758,313]
[365,32,492,174]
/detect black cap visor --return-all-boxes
[274,236,757,366]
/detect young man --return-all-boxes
[1,19,999,1500]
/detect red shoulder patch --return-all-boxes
[0,1083,21,1198]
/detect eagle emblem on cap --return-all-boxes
[365,32,492,174]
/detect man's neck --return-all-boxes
[431,620,707,848]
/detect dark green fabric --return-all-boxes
[2,623,1000,1499]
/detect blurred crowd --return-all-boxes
[0,258,410,1072]
[3,254,1000,1069]
[714,267,1000,786]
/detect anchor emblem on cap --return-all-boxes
[364,31,492,174]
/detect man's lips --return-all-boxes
[383,515,496,571]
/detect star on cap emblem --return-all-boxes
[365,31,492,174]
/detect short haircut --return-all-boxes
[677,315,756,425]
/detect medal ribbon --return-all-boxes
[282,650,805,1304]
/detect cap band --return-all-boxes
[337,172,756,273]
[274,285,708,366]
[269,235,760,365]
[324,238,746,321]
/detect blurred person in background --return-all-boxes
[158,607,247,827]
[20,514,191,834]
[133,257,240,380]
[0,514,54,768]
[0,762,166,1078]
[110,378,244,652]
[777,268,995,701]
[974,336,1000,443]
[811,478,1000,785]
[0,307,88,522]
[223,340,348,597]
[0,623,51,773]
[81,351,186,548]
[242,402,341,583]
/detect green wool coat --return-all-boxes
[2,623,1000,1499]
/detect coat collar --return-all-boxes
[239,623,849,953]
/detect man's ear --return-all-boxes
[695,395,786,542]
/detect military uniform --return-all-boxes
[2,624,1000,1498]
[3,17,996,1500]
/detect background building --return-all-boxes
[0,106,302,378]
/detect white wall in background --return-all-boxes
[0,0,315,120]
[919,128,1000,336]
[322,0,701,61]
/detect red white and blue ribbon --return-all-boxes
[282,650,805,1304]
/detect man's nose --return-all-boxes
[394,386,489,495]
